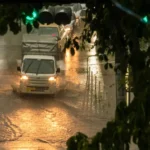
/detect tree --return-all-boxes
[0,1,150,149]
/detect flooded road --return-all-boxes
[0,27,116,149]
[0,77,107,149]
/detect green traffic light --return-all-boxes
[142,16,148,23]
[32,11,38,18]
[26,16,34,21]
[25,9,38,24]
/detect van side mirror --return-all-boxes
[17,66,21,72]
[56,68,60,73]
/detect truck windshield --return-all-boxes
[30,27,59,37]
[22,59,55,74]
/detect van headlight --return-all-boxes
[48,77,56,81]
[21,75,28,80]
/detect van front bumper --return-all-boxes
[19,84,57,95]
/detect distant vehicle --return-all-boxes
[30,23,72,52]
[60,12,76,37]
[62,3,84,28]
[16,23,71,96]
[79,7,86,22]
[72,3,87,27]
[61,4,77,33]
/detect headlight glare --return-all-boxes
[65,27,71,32]
[48,77,56,81]
[21,75,28,80]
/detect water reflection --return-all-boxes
[65,48,70,58]
[7,106,73,149]
[10,106,72,136]
[88,57,98,75]
[13,109,37,134]
[88,46,104,90]
[65,48,80,85]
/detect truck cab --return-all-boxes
[17,55,60,95]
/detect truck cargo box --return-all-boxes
[22,34,61,60]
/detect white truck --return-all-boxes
[17,24,70,95]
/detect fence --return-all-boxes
[82,58,116,119]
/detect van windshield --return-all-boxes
[23,59,55,74]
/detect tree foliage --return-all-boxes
[0,3,60,35]
[0,1,150,149]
